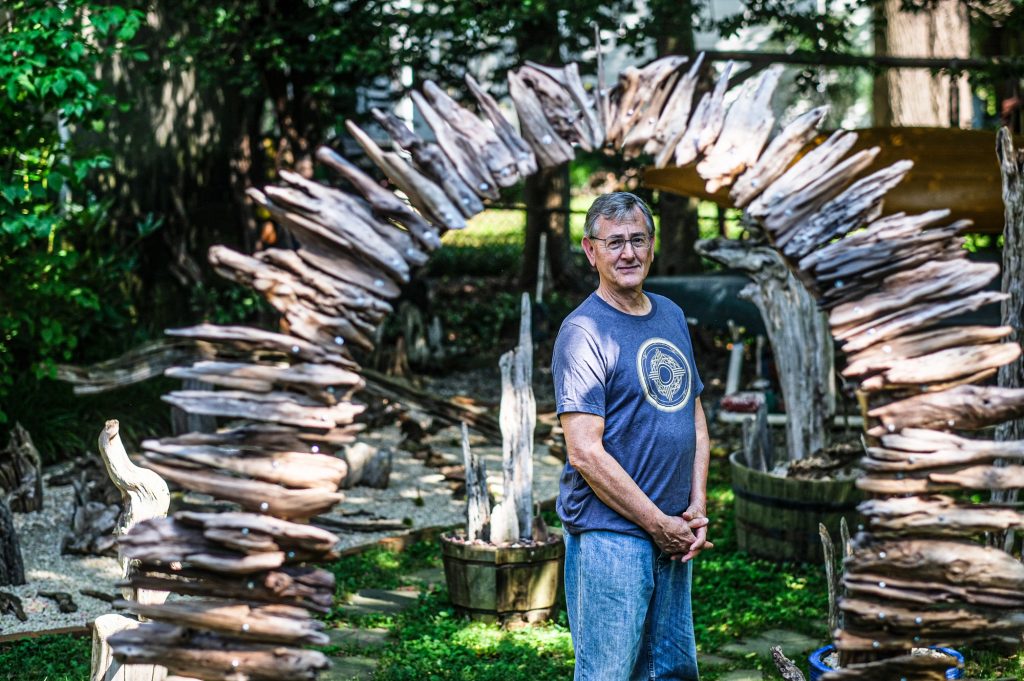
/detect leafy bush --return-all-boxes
[0,1,149,423]
[0,632,90,680]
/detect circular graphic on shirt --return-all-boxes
[636,337,693,412]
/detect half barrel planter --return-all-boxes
[441,532,564,625]
[730,452,864,564]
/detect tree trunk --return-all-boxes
[0,498,25,586]
[872,0,971,128]
[993,129,1024,534]
[650,0,702,276]
[697,239,835,461]
[654,192,702,275]
[521,163,573,290]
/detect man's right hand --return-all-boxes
[650,513,708,555]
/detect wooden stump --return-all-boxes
[339,442,392,489]
[0,497,25,586]
[0,423,43,513]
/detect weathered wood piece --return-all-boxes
[126,565,334,613]
[256,247,392,324]
[867,386,1024,436]
[55,340,197,396]
[522,62,604,151]
[842,596,1024,640]
[38,591,77,613]
[423,80,519,187]
[507,68,575,168]
[818,652,953,679]
[0,423,43,513]
[165,324,354,370]
[119,514,338,572]
[116,599,328,646]
[464,74,539,177]
[338,442,392,489]
[829,260,998,331]
[748,130,859,219]
[208,246,375,351]
[858,342,1020,392]
[839,291,1007,354]
[165,360,363,403]
[768,148,881,251]
[843,325,1012,379]
[860,495,1024,536]
[263,180,413,280]
[697,239,834,460]
[673,62,733,167]
[99,420,171,603]
[108,623,329,681]
[281,169,428,266]
[515,64,593,152]
[819,524,839,634]
[0,589,26,620]
[607,56,687,149]
[801,209,953,272]
[729,105,827,207]
[771,646,807,681]
[156,422,364,453]
[347,119,469,228]
[697,65,784,192]
[162,389,363,430]
[407,90,501,202]
[499,294,535,542]
[94,419,171,681]
[857,463,1024,494]
[314,146,441,251]
[141,441,348,491]
[370,108,484,218]
[0,498,24,586]
[461,422,490,542]
[781,160,913,260]
[141,461,345,521]
[648,54,705,165]
[620,58,690,158]
[740,397,771,472]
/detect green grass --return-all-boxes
[0,633,91,681]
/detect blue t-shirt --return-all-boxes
[552,291,704,538]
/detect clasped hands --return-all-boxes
[651,502,713,563]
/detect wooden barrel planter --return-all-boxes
[730,452,864,564]
[440,533,564,625]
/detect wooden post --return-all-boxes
[0,423,43,513]
[994,129,1024,547]
[91,420,170,681]
[461,423,490,542]
[498,294,536,542]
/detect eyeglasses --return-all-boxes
[588,234,652,253]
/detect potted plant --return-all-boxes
[441,293,564,625]
[695,237,864,564]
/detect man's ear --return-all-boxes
[582,237,597,267]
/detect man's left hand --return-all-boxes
[675,503,712,562]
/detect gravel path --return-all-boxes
[0,419,564,639]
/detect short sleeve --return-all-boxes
[551,322,607,417]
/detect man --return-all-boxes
[552,192,711,681]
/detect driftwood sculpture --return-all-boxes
[77,48,1023,680]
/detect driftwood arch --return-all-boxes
[106,52,1024,681]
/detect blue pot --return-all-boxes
[807,645,964,680]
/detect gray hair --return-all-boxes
[583,192,655,239]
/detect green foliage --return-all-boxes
[321,539,442,608]
[0,1,150,423]
[375,590,575,681]
[0,632,90,680]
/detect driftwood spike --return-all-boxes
[314,146,441,251]
[464,73,539,177]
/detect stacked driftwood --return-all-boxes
[106,52,1024,679]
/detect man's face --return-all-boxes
[582,210,654,293]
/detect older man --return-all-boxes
[552,192,711,680]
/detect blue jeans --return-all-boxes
[564,530,699,681]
